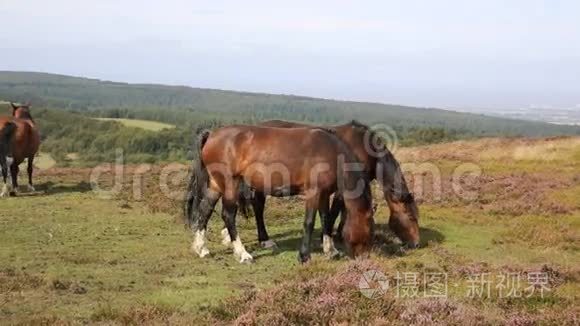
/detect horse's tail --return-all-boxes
[184,130,211,227]
[0,121,17,162]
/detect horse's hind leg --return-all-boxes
[252,192,276,249]
[9,162,19,196]
[328,194,345,241]
[220,200,233,246]
[27,156,35,192]
[298,192,319,263]
[223,197,253,263]
[223,191,276,249]
[322,194,344,241]
[0,155,9,197]
[191,189,220,258]
[320,194,340,259]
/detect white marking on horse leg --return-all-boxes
[322,235,333,253]
[260,240,278,249]
[392,236,403,245]
[27,184,35,192]
[0,183,10,197]
[192,230,210,258]
[323,235,340,258]
[6,157,13,166]
[221,228,232,246]
[232,236,253,263]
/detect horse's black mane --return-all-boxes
[348,119,370,130]
[346,120,416,205]
[348,120,388,152]
[316,126,336,134]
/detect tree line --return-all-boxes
[1,71,579,165]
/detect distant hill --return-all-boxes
[1,71,579,139]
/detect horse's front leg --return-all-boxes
[298,193,319,263]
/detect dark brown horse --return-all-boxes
[0,103,41,197]
[236,120,419,249]
[185,125,374,263]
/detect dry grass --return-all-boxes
[0,268,45,292]
[204,260,579,325]
[493,215,579,249]
[397,136,580,163]
[399,137,580,217]
[94,117,175,131]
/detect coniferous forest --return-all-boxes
[1,71,578,165]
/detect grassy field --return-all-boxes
[93,118,175,131]
[0,137,579,325]
[33,153,58,170]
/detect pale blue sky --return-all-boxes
[1,0,579,109]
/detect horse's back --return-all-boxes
[204,125,339,162]
[10,119,40,162]
[260,120,311,128]
[261,120,373,174]
[202,125,347,193]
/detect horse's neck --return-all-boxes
[16,117,36,129]
[339,163,372,210]
[376,153,408,202]
[343,192,368,216]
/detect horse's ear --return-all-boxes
[10,102,18,110]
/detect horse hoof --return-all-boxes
[221,228,232,246]
[192,242,210,258]
[238,252,253,264]
[260,240,278,249]
[27,185,35,192]
[0,186,8,198]
[326,249,342,260]
[198,248,210,258]
[298,252,311,264]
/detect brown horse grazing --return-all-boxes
[0,103,41,197]
[185,125,374,263]
[235,120,420,249]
